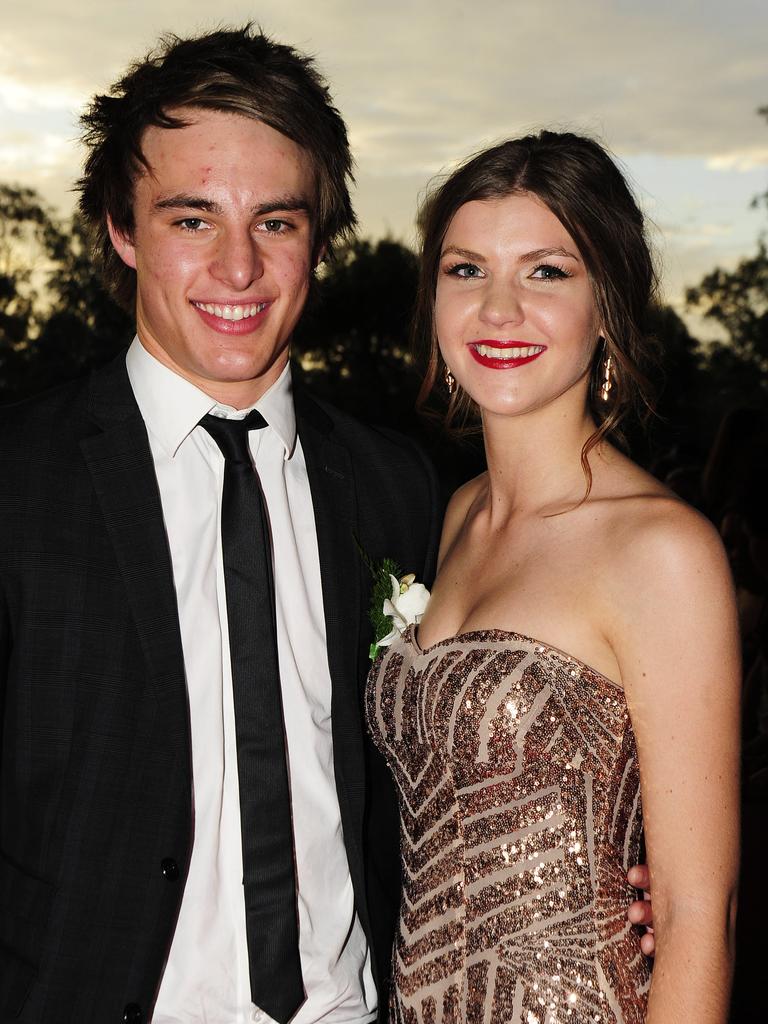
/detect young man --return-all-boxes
[0,26,441,1024]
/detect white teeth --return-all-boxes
[195,302,267,319]
[475,344,544,359]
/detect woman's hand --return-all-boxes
[627,863,655,956]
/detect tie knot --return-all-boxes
[200,409,267,463]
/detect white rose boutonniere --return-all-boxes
[378,573,430,651]
[358,547,431,660]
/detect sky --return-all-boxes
[1,0,767,337]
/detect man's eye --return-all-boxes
[262,219,288,233]
[178,218,207,232]
[531,263,570,280]
[448,262,482,278]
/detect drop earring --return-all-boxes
[444,366,456,396]
[600,352,613,402]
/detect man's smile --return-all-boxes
[191,300,269,321]
[190,298,273,335]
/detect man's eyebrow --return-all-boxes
[253,197,311,217]
[154,195,220,213]
[153,194,312,217]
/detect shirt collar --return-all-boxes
[125,337,298,460]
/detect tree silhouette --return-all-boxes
[0,184,131,401]
[685,105,768,415]
[635,303,708,472]
[294,237,421,418]
[686,245,768,387]
[0,185,58,395]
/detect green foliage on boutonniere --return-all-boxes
[368,557,403,656]
[355,537,431,661]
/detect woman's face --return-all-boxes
[435,191,601,420]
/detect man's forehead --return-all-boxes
[139,107,304,154]
[134,110,317,200]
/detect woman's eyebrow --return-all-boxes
[440,245,485,262]
[519,246,581,263]
[440,244,582,264]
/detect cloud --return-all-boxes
[0,77,84,115]
[1,0,765,298]
[4,0,767,166]
[0,131,72,171]
[321,0,768,170]
[707,147,768,172]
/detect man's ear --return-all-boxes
[107,215,138,270]
[313,242,327,271]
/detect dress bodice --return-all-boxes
[365,625,649,1024]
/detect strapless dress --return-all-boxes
[366,625,650,1023]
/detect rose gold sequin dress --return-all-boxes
[366,626,650,1024]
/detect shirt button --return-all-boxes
[123,1004,143,1023]
[161,858,179,881]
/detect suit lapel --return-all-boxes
[295,390,362,699]
[294,387,367,841]
[80,357,188,751]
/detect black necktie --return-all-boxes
[200,410,303,1023]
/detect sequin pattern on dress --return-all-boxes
[365,626,649,1024]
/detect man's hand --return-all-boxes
[627,864,655,956]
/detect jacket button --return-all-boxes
[123,1004,143,1023]
[161,857,179,881]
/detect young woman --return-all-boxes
[366,132,740,1023]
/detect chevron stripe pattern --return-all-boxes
[366,626,650,1024]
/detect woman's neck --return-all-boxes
[480,397,603,519]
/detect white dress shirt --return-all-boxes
[126,339,376,1024]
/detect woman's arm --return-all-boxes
[609,501,740,1024]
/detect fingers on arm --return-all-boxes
[628,898,654,927]
[639,931,656,957]
[627,866,655,954]
[626,863,650,891]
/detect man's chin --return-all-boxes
[192,353,290,400]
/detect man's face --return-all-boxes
[109,108,317,404]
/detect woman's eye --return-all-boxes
[531,263,570,280]
[448,262,482,279]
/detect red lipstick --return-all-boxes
[468,340,546,370]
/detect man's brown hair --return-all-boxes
[78,24,356,310]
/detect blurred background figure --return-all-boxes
[703,407,768,1022]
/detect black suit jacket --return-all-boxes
[0,355,442,1023]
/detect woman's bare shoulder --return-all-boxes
[607,485,723,569]
[586,450,732,616]
[592,450,717,553]
[599,490,734,640]
[447,472,487,515]
[437,473,488,567]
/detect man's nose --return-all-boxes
[210,229,265,291]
